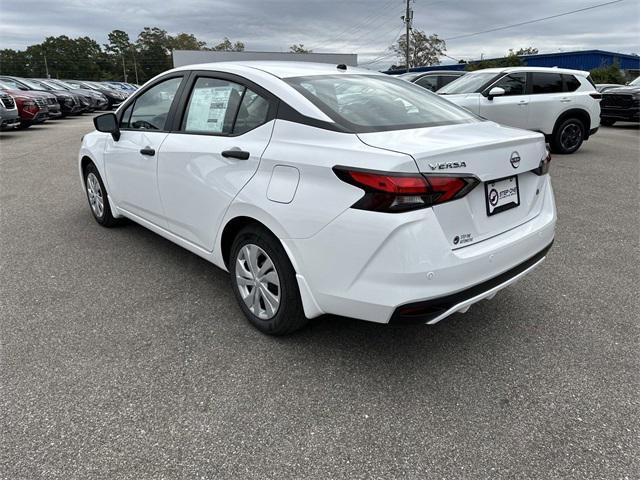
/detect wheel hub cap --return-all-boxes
[235,244,281,320]
[86,172,104,218]
[561,124,581,150]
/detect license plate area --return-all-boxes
[485,175,520,216]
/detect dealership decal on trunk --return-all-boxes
[428,161,467,170]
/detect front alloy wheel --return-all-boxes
[86,172,104,219]
[84,163,118,227]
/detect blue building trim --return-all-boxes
[384,49,640,75]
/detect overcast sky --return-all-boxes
[1,0,638,69]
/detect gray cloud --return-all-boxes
[1,0,638,69]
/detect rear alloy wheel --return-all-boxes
[551,118,584,154]
[230,226,307,335]
[84,163,118,227]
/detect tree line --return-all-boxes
[0,28,312,83]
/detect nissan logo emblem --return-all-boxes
[510,151,521,169]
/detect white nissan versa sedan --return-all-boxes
[79,62,556,335]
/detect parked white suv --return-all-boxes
[80,62,556,334]
[438,67,601,154]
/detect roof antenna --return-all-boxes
[337,64,347,71]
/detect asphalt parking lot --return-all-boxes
[1,115,638,480]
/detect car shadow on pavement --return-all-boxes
[92,214,546,376]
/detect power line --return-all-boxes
[305,0,400,51]
[444,0,626,42]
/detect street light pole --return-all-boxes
[43,52,50,78]
[131,47,139,84]
[121,54,128,83]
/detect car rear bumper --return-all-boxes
[389,241,552,324]
[285,176,556,323]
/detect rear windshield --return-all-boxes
[285,74,479,132]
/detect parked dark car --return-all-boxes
[43,79,108,111]
[0,81,49,128]
[0,90,21,130]
[0,76,61,118]
[596,83,624,93]
[20,78,83,116]
[600,77,640,126]
[398,70,466,92]
[66,80,126,109]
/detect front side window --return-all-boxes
[491,73,527,96]
[183,77,270,135]
[126,76,182,130]
[531,73,564,94]
[286,74,479,132]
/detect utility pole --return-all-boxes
[131,47,139,84]
[43,52,50,78]
[403,0,413,72]
[121,54,128,83]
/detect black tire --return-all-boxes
[83,163,119,227]
[18,122,31,130]
[601,118,615,127]
[229,225,308,335]
[550,117,585,154]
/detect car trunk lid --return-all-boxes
[357,121,549,248]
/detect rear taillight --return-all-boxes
[532,150,552,176]
[589,92,602,100]
[333,167,479,213]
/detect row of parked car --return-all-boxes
[400,68,640,134]
[0,76,138,130]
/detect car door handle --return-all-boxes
[560,98,572,103]
[221,149,250,160]
[518,100,529,105]
[140,147,155,156]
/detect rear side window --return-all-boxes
[492,73,527,96]
[182,77,270,135]
[415,75,438,91]
[563,74,581,92]
[234,89,270,135]
[125,76,182,130]
[531,73,564,94]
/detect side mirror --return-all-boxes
[487,87,506,100]
[93,113,120,141]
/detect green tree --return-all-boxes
[515,47,539,55]
[590,63,626,84]
[289,44,312,53]
[135,27,173,81]
[104,30,134,81]
[211,37,245,52]
[171,33,207,51]
[465,51,521,71]
[390,30,446,68]
[0,49,29,76]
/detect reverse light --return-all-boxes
[333,166,479,213]
[532,150,552,176]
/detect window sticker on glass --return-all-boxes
[186,86,234,133]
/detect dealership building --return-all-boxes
[386,50,640,76]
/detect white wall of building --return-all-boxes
[172,50,358,68]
